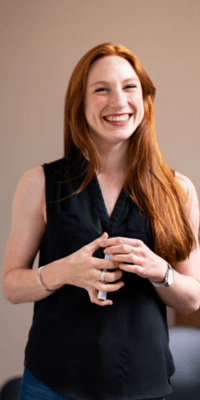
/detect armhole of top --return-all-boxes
[41,163,48,225]
[41,158,70,223]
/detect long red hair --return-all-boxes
[64,42,196,265]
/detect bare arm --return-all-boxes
[103,172,200,315]
[153,172,200,314]
[1,166,58,303]
[2,167,123,305]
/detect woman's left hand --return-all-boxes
[103,237,168,283]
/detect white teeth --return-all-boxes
[104,114,130,122]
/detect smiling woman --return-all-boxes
[2,43,200,400]
[84,56,144,145]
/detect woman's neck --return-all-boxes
[94,139,128,177]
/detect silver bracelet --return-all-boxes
[37,266,55,292]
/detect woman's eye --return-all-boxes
[94,88,107,93]
[125,85,137,89]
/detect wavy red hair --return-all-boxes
[64,42,196,265]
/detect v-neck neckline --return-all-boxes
[91,176,127,234]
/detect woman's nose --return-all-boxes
[109,89,126,108]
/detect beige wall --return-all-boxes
[0,0,199,385]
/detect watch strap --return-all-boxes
[150,263,174,288]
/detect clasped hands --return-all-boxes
[66,232,167,306]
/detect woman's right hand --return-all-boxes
[60,232,124,306]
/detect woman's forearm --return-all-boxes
[154,269,200,315]
[2,259,65,304]
[2,233,123,306]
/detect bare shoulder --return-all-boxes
[174,171,198,203]
[18,166,45,194]
[12,166,46,222]
[175,170,199,235]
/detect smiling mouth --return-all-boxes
[103,113,132,122]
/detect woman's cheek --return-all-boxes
[95,97,108,109]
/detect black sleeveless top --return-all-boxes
[24,158,175,400]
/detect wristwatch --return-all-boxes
[150,263,174,288]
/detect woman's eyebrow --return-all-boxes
[90,80,109,87]
[90,77,139,87]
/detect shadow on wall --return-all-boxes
[0,376,21,400]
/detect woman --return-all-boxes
[2,43,200,400]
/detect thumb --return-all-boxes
[88,232,109,254]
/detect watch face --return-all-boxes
[167,269,174,285]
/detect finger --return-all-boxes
[110,253,141,265]
[104,237,142,248]
[104,244,133,255]
[102,268,123,283]
[88,289,113,306]
[95,299,113,306]
[119,263,144,276]
[87,232,109,255]
[93,298,113,306]
[94,258,117,270]
[95,281,124,293]
[91,268,122,284]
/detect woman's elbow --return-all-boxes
[2,284,17,304]
[178,300,200,315]
[1,274,18,304]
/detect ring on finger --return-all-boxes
[101,270,105,282]
[132,247,134,253]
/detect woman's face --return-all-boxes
[85,55,144,146]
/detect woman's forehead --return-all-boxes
[87,56,139,86]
